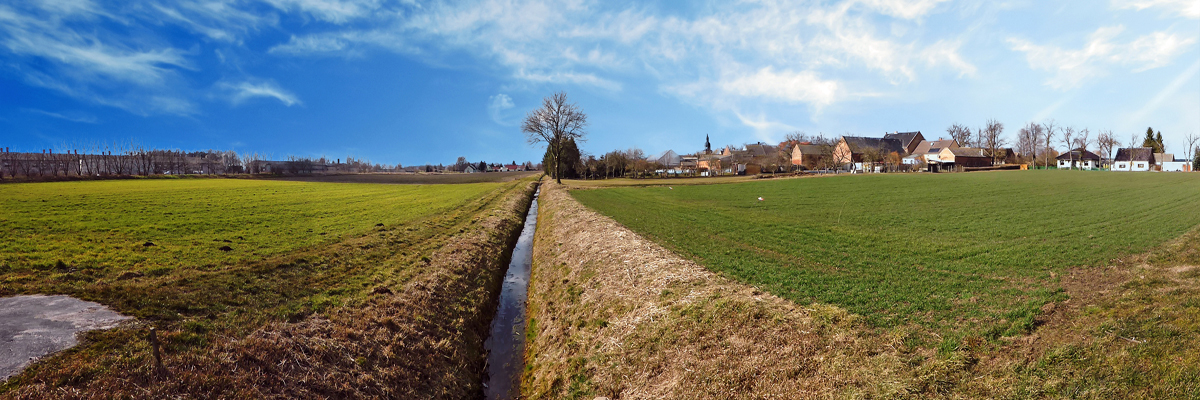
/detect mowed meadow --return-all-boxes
[572,171,1200,341]
[0,177,533,396]
[1,178,496,272]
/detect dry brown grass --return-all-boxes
[3,180,538,399]
[524,180,1200,399]
[523,181,947,399]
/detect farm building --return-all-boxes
[1055,148,1101,170]
[790,144,825,169]
[652,150,682,168]
[883,131,926,154]
[833,136,906,171]
[1113,147,1155,171]
[462,164,479,173]
[905,139,960,165]
[927,148,992,171]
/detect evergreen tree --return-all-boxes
[1156,131,1165,153]
[1193,147,1200,171]
[1142,127,1164,153]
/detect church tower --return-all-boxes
[705,134,712,155]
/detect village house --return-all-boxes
[905,138,960,165]
[1113,147,1155,171]
[883,131,926,155]
[1055,148,1102,170]
[790,144,825,169]
[927,148,992,171]
[833,136,906,172]
[1162,157,1193,172]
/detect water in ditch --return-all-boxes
[483,187,539,399]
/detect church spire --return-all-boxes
[705,134,712,154]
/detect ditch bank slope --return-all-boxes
[523,182,921,399]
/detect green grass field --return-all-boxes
[0,177,516,333]
[0,179,497,272]
[571,171,1200,339]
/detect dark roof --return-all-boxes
[743,143,777,157]
[842,136,906,155]
[793,144,824,155]
[1114,147,1154,162]
[883,131,921,148]
[1055,148,1101,161]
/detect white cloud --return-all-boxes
[223,81,301,106]
[1009,26,1196,89]
[487,93,515,125]
[720,67,839,107]
[853,0,952,20]
[1112,0,1200,19]
[264,0,383,24]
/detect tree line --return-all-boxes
[0,141,397,180]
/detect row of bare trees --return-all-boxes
[0,141,399,180]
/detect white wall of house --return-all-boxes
[1113,161,1152,171]
[1163,162,1192,172]
[1058,159,1099,170]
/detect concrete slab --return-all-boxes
[0,295,132,381]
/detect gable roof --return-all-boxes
[1114,147,1154,162]
[743,143,777,157]
[947,147,988,157]
[883,131,922,149]
[911,139,959,155]
[841,136,906,155]
[793,144,824,155]
[1055,148,1101,161]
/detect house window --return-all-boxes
[1137,163,1145,168]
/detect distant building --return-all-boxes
[883,131,926,155]
[1113,147,1154,171]
[1055,148,1101,170]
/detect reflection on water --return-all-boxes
[483,188,539,399]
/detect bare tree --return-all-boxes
[947,123,972,148]
[1184,132,1199,162]
[523,92,588,184]
[1042,119,1058,169]
[982,119,1006,165]
[1017,122,1042,166]
[1060,126,1075,169]
[1097,130,1117,167]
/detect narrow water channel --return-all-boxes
[483,187,539,399]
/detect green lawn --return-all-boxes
[0,178,498,271]
[571,171,1200,338]
[0,177,512,325]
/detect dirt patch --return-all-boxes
[522,181,932,399]
[0,295,132,382]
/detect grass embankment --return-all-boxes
[555,171,1200,397]
[525,181,865,398]
[0,178,538,397]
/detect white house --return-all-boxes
[1055,148,1101,170]
[463,164,479,173]
[1113,147,1154,171]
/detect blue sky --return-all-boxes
[2,0,1198,166]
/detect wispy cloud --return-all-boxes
[487,93,515,125]
[1009,26,1195,89]
[222,81,301,106]
[21,108,98,123]
[1112,0,1200,19]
